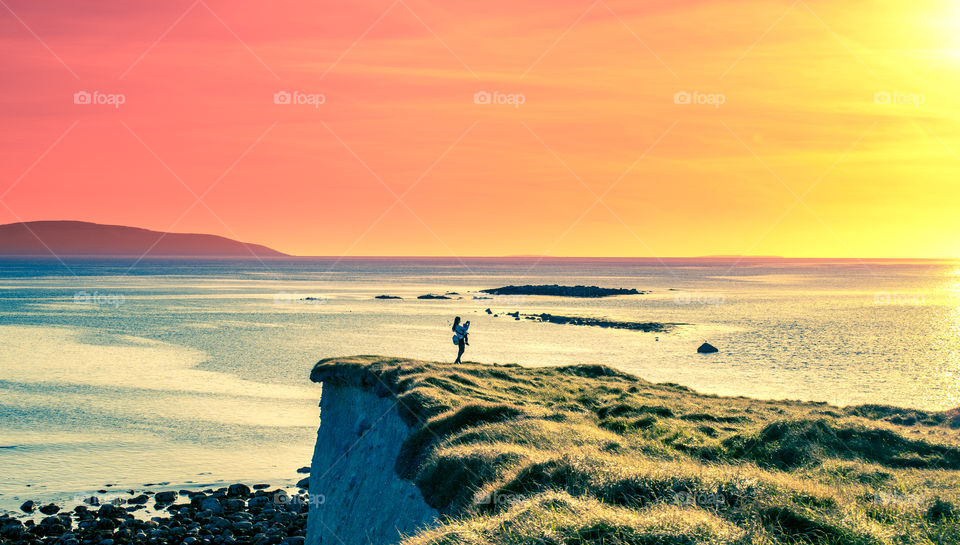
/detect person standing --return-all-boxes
[452,316,470,364]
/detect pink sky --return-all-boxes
[1,0,959,256]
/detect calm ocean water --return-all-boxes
[1,257,958,511]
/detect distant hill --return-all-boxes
[0,221,289,257]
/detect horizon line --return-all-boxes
[1,254,956,261]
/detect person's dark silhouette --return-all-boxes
[452,316,469,364]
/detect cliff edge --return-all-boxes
[308,356,960,545]
[307,360,438,545]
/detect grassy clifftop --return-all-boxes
[311,356,960,545]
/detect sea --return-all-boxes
[1,257,958,512]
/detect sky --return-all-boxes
[1,0,958,257]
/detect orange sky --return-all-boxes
[1,0,958,257]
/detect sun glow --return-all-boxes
[0,0,959,257]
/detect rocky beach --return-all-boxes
[2,484,309,545]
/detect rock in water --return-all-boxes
[697,342,719,353]
[128,494,149,505]
[38,503,60,515]
[227,483,251,497]
[296,466,311,474]
[154,491,177,504]
[98,504,124,518]
[20,500,35,513]
[296,477,310,489]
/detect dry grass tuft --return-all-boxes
[312,356,960,545]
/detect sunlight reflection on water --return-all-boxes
[2,257,959,509]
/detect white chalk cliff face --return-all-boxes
[306,384,439,545]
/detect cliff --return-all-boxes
[306,382,438,545]
[307,356,960,545]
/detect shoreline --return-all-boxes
[1,480,310,545]
[0,477,303,514]
[4,356,959,545]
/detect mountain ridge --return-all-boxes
[0,220,289,257]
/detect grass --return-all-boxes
[312,356,960,545]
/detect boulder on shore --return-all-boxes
[227,483,251,497]
[697,342,719,353]
[154,491,177,504]
[38,503,60,515]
